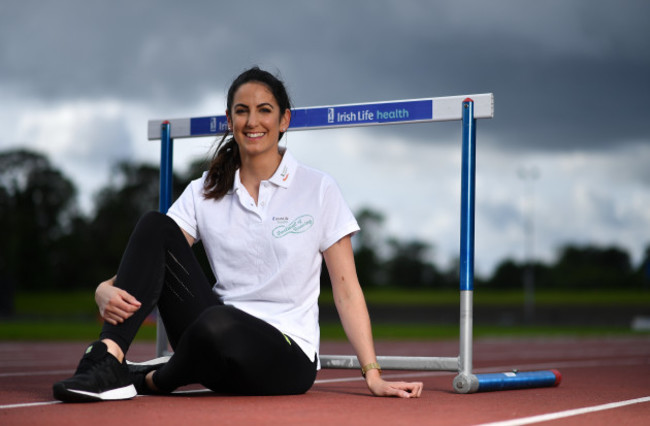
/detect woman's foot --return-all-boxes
[127,357,168,395]
[53,341,136,402]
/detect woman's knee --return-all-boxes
[132,211,182,242]
[186,306,241,345]
[135,211,171,232]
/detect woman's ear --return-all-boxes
[280,108,291,132]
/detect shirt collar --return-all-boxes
[268,148,297,189]
[231,148,297,193]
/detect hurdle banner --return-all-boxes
[147,94,495,140]
[149,93,561,394]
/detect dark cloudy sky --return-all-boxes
[1,0,648,275]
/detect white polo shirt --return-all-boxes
[167,149,359,363]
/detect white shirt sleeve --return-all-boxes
[166,176,203,241]
[319,175,360,252]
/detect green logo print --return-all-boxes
[272,214,314,238]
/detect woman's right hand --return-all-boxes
[95,277,142,325]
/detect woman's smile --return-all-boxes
[245,132,266,139]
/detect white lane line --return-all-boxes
[1,357,647,411]
[0,370,71,378]
[476,396,650,426]
[0,401,60,410]
[0,371,450,410]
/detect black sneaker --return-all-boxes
[127,356,169,395]
[53,341,136,402]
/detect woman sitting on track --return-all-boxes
[53,67,423,402]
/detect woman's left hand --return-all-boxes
[365,371,423,398]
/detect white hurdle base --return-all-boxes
[320,355,459,372]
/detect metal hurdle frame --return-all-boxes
[148,94,560,393]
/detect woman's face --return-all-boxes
[227,82,291,161]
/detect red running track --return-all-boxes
[1,337,649,425]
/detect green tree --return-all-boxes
[384,239,439,288]
[639,244,650,289]
[552,244,633,288]
[487,259,523,289]
[353,208,386,287]
[84,162,185,282]
[486,258,550,289]
[0,149,78,291]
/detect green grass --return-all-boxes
[321,287,650,307]
[0,320,157,342]
[2,288,647,342]
[14,291,98,318]
[0,320,640,342]
[321,323,648,340]
[320,323,643,340]
[15,288,650,318]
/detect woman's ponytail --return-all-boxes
[203,135,240,200]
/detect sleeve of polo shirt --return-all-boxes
[319,176,360,252]
[166,177,201,242]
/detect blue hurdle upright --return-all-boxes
[148,93,561,393]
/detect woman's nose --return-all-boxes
[246,112,259,127]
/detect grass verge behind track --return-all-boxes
[3,288,648,342]
[0,320,644,342]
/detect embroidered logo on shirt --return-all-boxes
[272,214,314,238]
[280,165,289,181]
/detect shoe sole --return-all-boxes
[53,383,137,403]
[126,355,170,367]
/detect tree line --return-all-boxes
[1,149,648,300]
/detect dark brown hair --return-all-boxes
[203,67,292,200]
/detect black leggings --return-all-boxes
[99,211,317,395]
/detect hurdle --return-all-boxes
[147,94,561,393]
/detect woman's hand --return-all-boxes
[95,277,141,325]
[365,370,423,398]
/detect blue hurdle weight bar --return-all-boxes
[148,93,561,393]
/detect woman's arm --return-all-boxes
[323,235,423,398]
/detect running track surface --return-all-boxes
[1,337,648,425]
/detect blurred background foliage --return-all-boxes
[0,148,648,306]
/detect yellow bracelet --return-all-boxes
[361,362,382,377]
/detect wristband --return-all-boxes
[361,362,382,377]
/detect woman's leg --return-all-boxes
[54,211,222,402]
[153,305,317,395]
[100,211,222,354]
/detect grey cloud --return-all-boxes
[1,0,648,155]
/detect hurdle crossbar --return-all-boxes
[148,93,559,393]
[147,94,494,140]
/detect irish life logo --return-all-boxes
[272,214,314,238]
[328,108,335,124]
[321,100,431,127]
